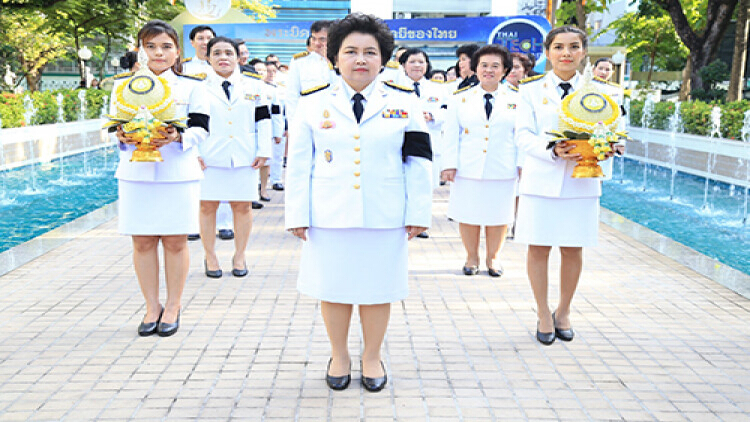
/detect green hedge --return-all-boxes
[629,99,750,140]
[0,89,110,128]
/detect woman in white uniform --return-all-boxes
[514,26,617,345]
[198,37,272,278]
[442,45,518,277]
[286,13,432,392]
[112,20,209,337]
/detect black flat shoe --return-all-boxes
[553,311,575,342]
[536,321,555,345]
[361,361,387,392]
[205,260,222,278]
[138,307,163,336]
[157,311,180,337]
[232,262,248,277]
[416,231,429,238]
[187,233,200,241]
[259,195,271,202]
[325,358,351,390]
[218,229,234,240]
[272,183,284,191]
[251,201,263,210]
[488,266,504,277]
[462,265,479,276]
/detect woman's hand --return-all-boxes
[441,168,456,182]
[288,227,308,241]
[553,141,582,161]
[116,126,139,145]
[152,126,181,148]
[423,111,434,123]
[251,157,268,169]
[406,226,427,240]
[197,157,207,171]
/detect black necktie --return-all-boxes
[222,80,231,100]
[484,93,493,119]
[559,82,572,99]
[352,93,364,123]
[413,81,420,98]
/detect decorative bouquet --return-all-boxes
[546,63,628,178]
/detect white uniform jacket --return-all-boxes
[378,60,408,86]
[442,85,518,180]
[412,78,447,150]
[111,69,208,182]
[264,81,285,138]
[181,57,211,76]
[515,72,601,198]
[592,77,626,179]
[284,51,336,120]
[197,69,273,168]
[285,79,433,230]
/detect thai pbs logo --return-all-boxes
[488,18,547,72]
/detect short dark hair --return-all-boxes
[266,54,278,61]
[511,52,534,74]
[327,13,395,68]
[138,20,181,74]
[428,69,446,80]
[207,36,239,58]
[595,57,615,67]
[120,51,138,71]
[189,25,216,41]
[470,45,512,78]
[398,48,432,76]
[456,43,480,60]
[248,58,263,67]
[310,20,333,34]
[544,26,588,51]
[306,36,311,47]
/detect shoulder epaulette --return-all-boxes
[383,81,414,93]
[300,83,330,96]
[114,71,134,80]
[328,61,334,70]
[519,74,545,85]
[182,57,192,63]
[180,73,207,81]
[452,85,472,95]
[430,79,446,84]
[593,76,622,88]
[508,84,519,92]
[385,60,400,70]
[293,51,309,60]
[242,71,262,80]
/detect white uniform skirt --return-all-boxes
[118,180,200,235]
[298,227,409,305]
[200,166,259,202]
[447,176,516,226]
[514,195,599,247]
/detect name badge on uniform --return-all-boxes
[245,94,261,101]
[321,120,335,129]
[324,149,333,162]
[382,109,408,118]
[507,103,517,109]
[427,97,439,103]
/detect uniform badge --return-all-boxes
[543,98,548,105]
[382,109,408,118]
[462,98,466,103]
[427,97,439,103]
[245,94,260,101]
[321,120,335,129]
[323,110,330,118]
[464,128,469,134]
[324,149,333,162]
[507,103,517,109]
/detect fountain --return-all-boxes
[78,90,91,176]
[702,106,722,210]
[742,110,750,225]
[22,95,39,193]
[56,93,65,123]
[54,93,67,184]
[100,94,109,119]
[667,102,683,200]
[77,90,86,121]
[640,96,655,191]
[0,113,9,206]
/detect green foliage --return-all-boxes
[690,59,730,102]
[629,99,750,139]
[602,12,688,72]
[0,88,110,128]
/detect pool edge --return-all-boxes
[0,201,118,277]
[600,207,750,300]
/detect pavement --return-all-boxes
[1,186,749,421]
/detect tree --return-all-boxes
[0,9,70,91]
[650,0,740,92]
[555,0,613,31]
[727,0,748,101]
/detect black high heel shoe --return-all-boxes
[157,310,180,337]
[325,358,351,390]
[553,311,575,342]
[487,266,504,277]
[232,260,248,277]
[361,361,387,392]
[138,306,163,336]
[205,259,222,278]
[462,265,479,276]
[536,320,555,345]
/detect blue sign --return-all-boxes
[183,16,550,72]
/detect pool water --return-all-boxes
[0,147,118,253]
[602,157,750,275]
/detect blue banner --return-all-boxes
[184,15,550,72]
